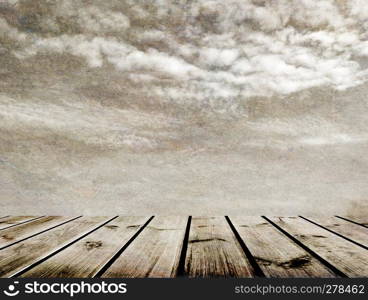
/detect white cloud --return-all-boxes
[199,48,240,67]
[3,0,368,110]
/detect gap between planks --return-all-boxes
[0,217,113,278]
[0,216,82,250]
[336,216,368,228]
[300,216,368,250]
[266,217,368,277]
[0,216,367,278]
[184,217,257,277]
[0,216,45,231]
[17,217,155,278]
[13,217,119,277]
[230,216,337,278]
[99,216,186,278]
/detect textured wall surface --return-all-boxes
[1,0,368,215]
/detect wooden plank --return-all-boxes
[102,216,187,278]
[229,216,336,277]
[268,217,368,277]
[185,217,255,277]
[303,217,368,248]
[0,217,112,278]
[339,216,368,227]
[0,216,43,230]
[21,217,151,278]
[0,216,79,249]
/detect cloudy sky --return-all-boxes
[1,0,368,215]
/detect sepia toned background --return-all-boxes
[1,0,367,215]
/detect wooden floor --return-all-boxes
[0,215,367,278]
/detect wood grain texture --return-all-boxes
[0,217,111,277]
[0,216,366,278]
[185,217,255,277]
[268,217,368,277]
[229,216,336,278]
[304,216,368,248]
[22,217,150,278]
[0,216,43,230]
[340,216,368,227]
[0,216,79,249]
[102,216,187,278]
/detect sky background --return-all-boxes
[1,0,368,215]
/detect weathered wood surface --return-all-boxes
[339,216,368,227]
[230,216,336,278]
[102,216,187,278]
[304,217,368,248]
[185,217,255,277]
[0,217,112,278]
[268,217,368,277]
[0,216,367,278]
[0,216,79,249]
[22,217,150,278]
[0,216,43,230]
